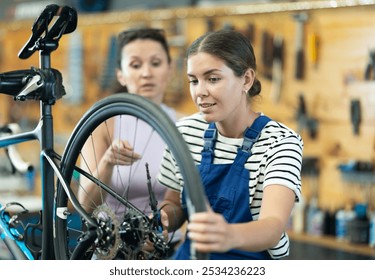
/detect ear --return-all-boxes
[243,68,255,92]
[116,68,126,86]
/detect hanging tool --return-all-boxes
[261,30,274,80]
[308,32,319,68]
[364,49,375,80]
[206,18,215,32]
[350,99,361,135]
[296,93,318,139]
[244,22,255,43]
[270,34,284,103]
[296,93,308,133]
[293,12,308,80]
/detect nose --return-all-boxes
[194,81,208,98]
[141,64,152,78]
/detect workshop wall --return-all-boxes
[0,1,374,212]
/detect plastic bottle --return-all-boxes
[292,196,305,234]
[323,207,336,236]
[306,197,318,235]
[311,208,324,236]
[305,197,325,236]
[349,203,369,244]
[335,204,355,241]
[335,209,346,240]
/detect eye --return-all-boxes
[188,78,198,85]
[130,61,141,69]
[208,76,221,83]
[151,59,162,67]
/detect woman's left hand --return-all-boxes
[187,209,233,253]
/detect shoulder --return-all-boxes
[261,118,303,148]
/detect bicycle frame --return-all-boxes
[0,103,56,259]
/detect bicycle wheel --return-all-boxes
[54,93,207,260]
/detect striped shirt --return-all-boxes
[158,112,303,259]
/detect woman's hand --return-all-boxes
[103,139,141,166]
[186,185,296,254]
[143,210,170,253]
[187,209,233,253]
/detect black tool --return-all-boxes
[296,93,318,139]
[364,49,375,80]
[261,30,274,80]
[293,13,308,80]
[350,99,361,135]
[145,163,163,232]
[244,23,255,43]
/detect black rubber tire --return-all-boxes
[53,93,207,260]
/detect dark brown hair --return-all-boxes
[186,29,261,97]
[116,28,171,69]
[111,28,172,93]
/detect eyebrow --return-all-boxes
[127,54,162,60]
[187,68,222,77]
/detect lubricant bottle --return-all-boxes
[335,204,355,241]
[292,196,305,234]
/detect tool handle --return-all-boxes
[295,49,305,80]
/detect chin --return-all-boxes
[139,92,156,98]
[201,113,216,123]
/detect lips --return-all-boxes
[141,83,155,89]
[200,103,216,108]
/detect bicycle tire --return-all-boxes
[54,93,207,260]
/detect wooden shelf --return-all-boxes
[288,231,375,257]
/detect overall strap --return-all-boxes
[240,115,271,153]
[201,122,216,164]
[201,115,271,164]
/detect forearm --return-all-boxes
[228,184,295,252]
[187,185,295,254]
[228,217,285,252]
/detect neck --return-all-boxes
[216,111,260,138]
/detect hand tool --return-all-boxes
[296,93,318,139]
[270,34,284,103]
[364,49,375,80]
[293,12,308,80]
[261,30,273,80]
[308,32,319,67]
[350,99,361,135]
[244,23,255,43]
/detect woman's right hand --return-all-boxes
[103,139,142,166]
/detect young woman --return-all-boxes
[77,28,182,258]
[158,29,303,260]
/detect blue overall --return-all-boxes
[174,115,272,260]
